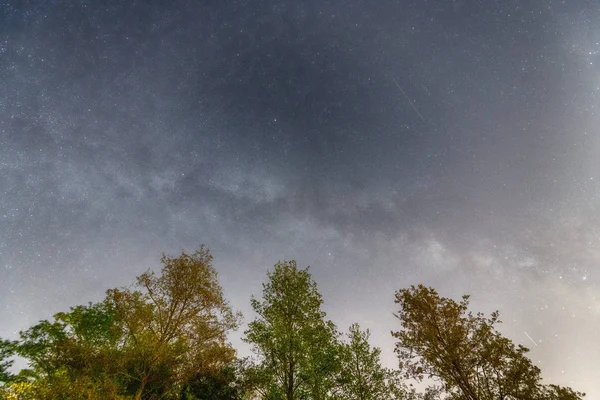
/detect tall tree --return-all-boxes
[337,323,391,400]
[9,301,126,399]
[392,285,585,400]
[244,261,340,400]
[106,245,241,399]
[4,245,240,400]
[336,323,417,400]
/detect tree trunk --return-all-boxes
[135,374,148,400]
[287,362,294,400]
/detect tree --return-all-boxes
[14,301,124,397]
[336,323,418,400]
[337,323,394,400]
[0,339,15,384]
[392,285,584,400]
[0,339,18,400]
[541,385,586,400]
[244,261,340,400]
[3,301,126,399]
[300,319,341,400]
[3,245,240,400]
[180,363,241,400]
[106,245,241,399]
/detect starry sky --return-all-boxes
[1,0,599,396]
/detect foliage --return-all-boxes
[335,323,420,400]
[0,369,129,400]
[392,284,585,400]
[180,363,242,400]
[336,323,389,400]
[0,251,587,400]
[0,339,16,384]
[2,245,240,400]
[244,261,340,400]
[106,245,241,399]
[11,301,127,398]
[541,384,586,400]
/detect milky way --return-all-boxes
[1,1,599,395]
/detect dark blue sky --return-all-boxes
[1,0,599,395]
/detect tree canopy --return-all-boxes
[2,246,240,400]
[337,323,408,400]
[244,261,341,400]
[0,339,16,384]
[392,284,585,400]
[0,249,585,400]
[106,246,241,399]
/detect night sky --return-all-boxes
[1,0,599,396]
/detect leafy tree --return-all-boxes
[180,363,242,400]
[337,323,388,400]
[13,301,125,398]
[106,245,241,399]
[336,323,415,400]
[300,319,342,400]
[392,285,584,400]
[541,384,586,400]
[234,357,282,400]
[0,339,15,383]
[0,339,18,400]
[3,245,240,400]
[244,261,340,400]
[0,370,127,400]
